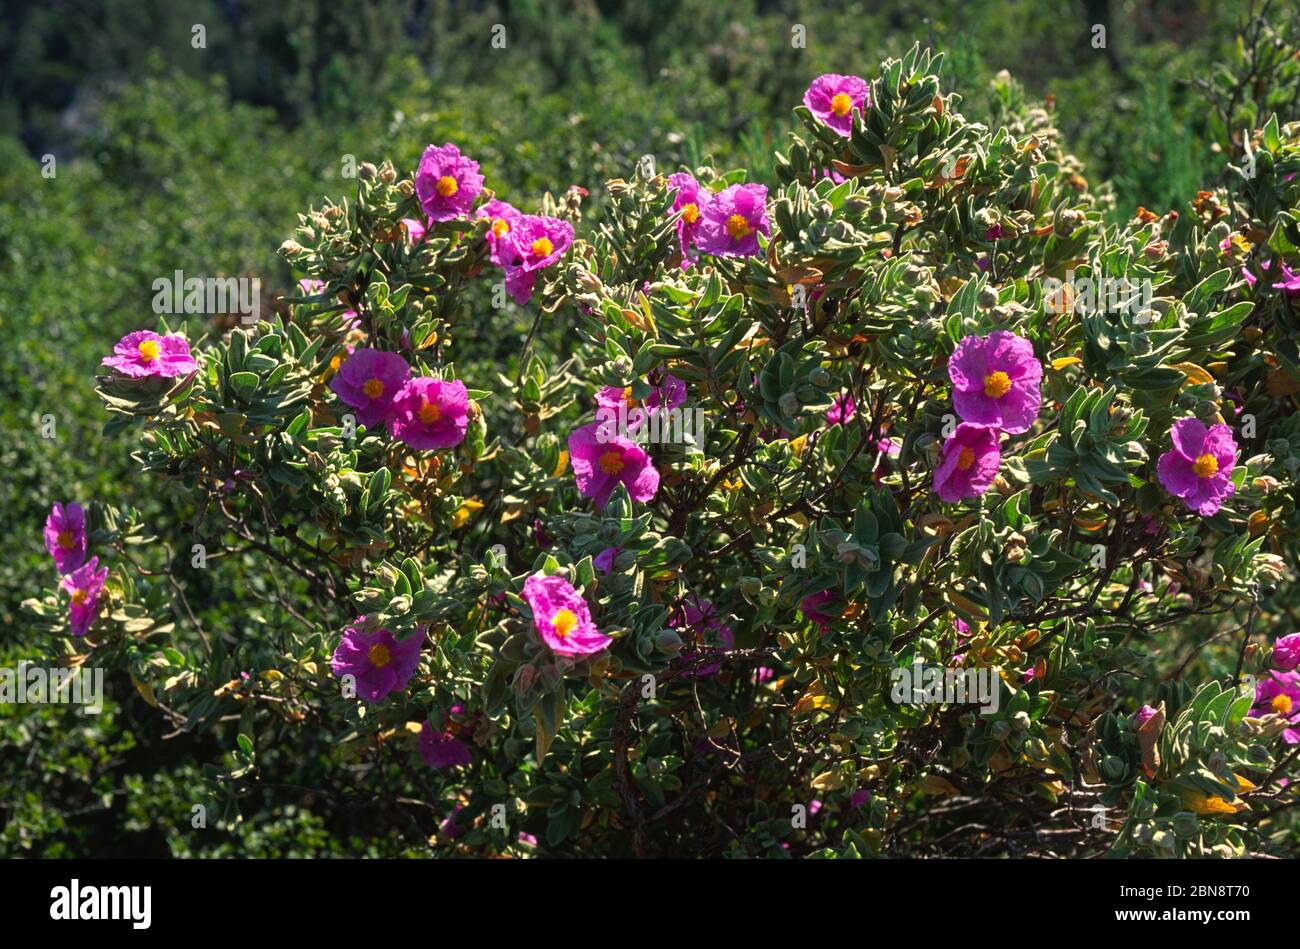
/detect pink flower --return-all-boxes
[522,574,611,656]
[476,199,522,267]
[44,502,87,574]
[594,547,622,572]
[500,215,574,304]
[1156,417,1238,517]
[402,218,427,245]
[415,143,483,221]
[63,556,108,637]
[102,330,198,379]
[696,183,769,257]
[933,423,1001,502]
[826,391,855,426]
[948,331,1042,433]
[568,422,660,509]
[330,620,422,703]
[329,348,411,427]
[1273,633,1300,672]
[670,598,734,677]
[1134,705,1159,728]
[387,377,470,450]
[647,373,688,413]
[419,720,473,770]
[803,73,870,137]
[1251,672,1300,743]
[800,590,840,634]
[668,172,708,266]
[1271,262,1300,295]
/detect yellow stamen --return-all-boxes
[1273,693,1293,715]
[492,218,510,238]
[552,608,577,639]
[982,371,1012,398]
[70,588,88,605]
[436,175,458,197]
[830,92,854,117]
[1193,453,1219,478]
[530,236,554,258]
[956,447,976,471]
[598,449,625,475]
[418,400,442,424]
[680,202,699,224]
[363,378,384,399]
[56,530,76,550]
[726,214,752,240]
[367,643,392,668]
[137,339,161,362]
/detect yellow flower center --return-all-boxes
[436,175,458,197]
[530,236,554,258]
[367,643,392,668]
[1193,453,1219,478]
[56,530,76,549]
[1272,693,1293,715]
[982,371,1012,398]
[726,214,752,240]
[70,588,88,605]
[830,92,854,117]
[552,608,577,639]
[363,378,385,399]
[956,447,976,471]
[681,202,699,224]
[137,339,161,362]
[598,449,625,475]
[418,400,442,424]
[492,218,510,238]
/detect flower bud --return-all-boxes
[358,162,378,180]
[778,392,800,418]
[655,629,684,654]
[809,366,831,388]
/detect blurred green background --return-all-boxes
[0,0,1275,855]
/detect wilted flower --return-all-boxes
[594,546,622,572]
[63,556,108,637]
[103,330,198,379]
[415,143,483,221]
[1156,417,1238,516]
[799,589,840,634]
[803,73,870,136]
[329,348,411,427]
[388,377,470,450]
[44,502,87,574]
[568,422,660,509]
[330,620,422,703]
[670,597,735,677]
[933,423,1001,502]
[419,719,473,770]
[948,331,1042,433]
[697,183,769,257]
[522,573,611,656]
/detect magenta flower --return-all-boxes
[63,556,108,637]
[476,198,522,267]
[1271,262,1300,295]
[803,73,870,136]
[330,620,422,703]
[522,573,612,656]
[594,546,622,572]
[1251,671,1300,743]
[44,502,87,574]
[1134,705,1159,728]
[402,217,427,245]
[1273,634,1300,672]
[415,143,483,222]
[102,330,198,379]
[668,172,709,266]
[696,183,769,258]
[671,598,735,677]
[800,590,840,634]
[568,422,660,509]
[948,331,1042,433]
[933,423,1001,502]
[1156,417,1238,516]
[419,720,473,770]
[387,377,470,451]
[329,348,411,427]
[499,215,573,304]
[826,391,855,426]
[647,373,688,413]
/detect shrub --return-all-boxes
[21,43,1300,858]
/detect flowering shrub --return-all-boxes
[22,44,1300,857]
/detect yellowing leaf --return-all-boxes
[1051,356,1082,370]
[1170,362,1214,386]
